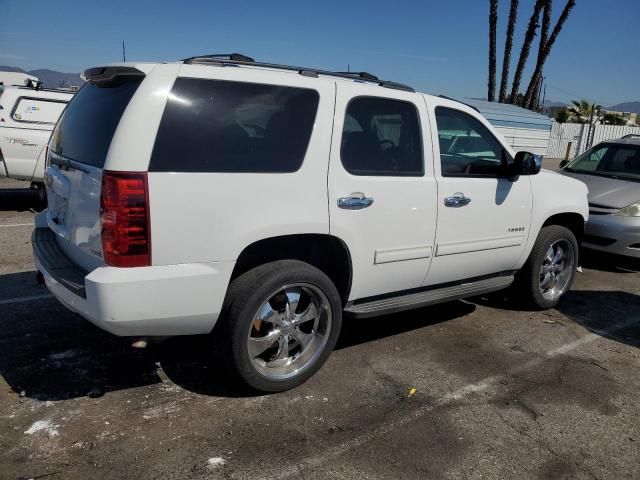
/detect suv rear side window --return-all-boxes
[50,76,142,168]
[150,78,320,173]
[340,97,423,176]
[435,107,504,177]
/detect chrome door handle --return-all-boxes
[444,192,471,207]
[338,192,374,210]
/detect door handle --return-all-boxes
[338,192,374,210]
[444,192,471,207]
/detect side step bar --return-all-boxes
[344,275,514,318]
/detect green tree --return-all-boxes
[601,113,627,126]
[555,108,569,123]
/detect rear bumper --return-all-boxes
[583,214,640,258]
[32,227,235,336]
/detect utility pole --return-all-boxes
[122,41,126,62]
[540,83,547,113]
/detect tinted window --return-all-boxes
[340,97,423,176]
[150,79,319,173]
[12,98,67,124]
[568,144,640,179]
[50,76,142,167]
[435,107,504,176]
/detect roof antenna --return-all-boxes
[122,40,126,62]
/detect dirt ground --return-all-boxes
[0,176,639,480]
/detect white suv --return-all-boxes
[33,55,588,392]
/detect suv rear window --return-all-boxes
[50,76,142,168]
[149,78,320,173]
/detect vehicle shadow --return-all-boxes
[554,290,640,349]
[472,287,640,349]
[158,300,477,396]
[0,268,478,399]
[580,248,640,274]
[0,187,44,211]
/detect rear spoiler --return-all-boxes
[82,66,145,82]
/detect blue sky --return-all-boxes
[1,0,638,106]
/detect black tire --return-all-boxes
[513,225,578,309]
[215,260,342,392]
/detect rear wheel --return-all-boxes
[514,225,578,309]
[217,260,342,392]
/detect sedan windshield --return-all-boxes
[565,143,640,181]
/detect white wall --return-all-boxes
[495,126,551,156]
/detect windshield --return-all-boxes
[566,143,640,181]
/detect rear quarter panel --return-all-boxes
[146,66,336,264]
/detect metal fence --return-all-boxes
[546,121,640,158]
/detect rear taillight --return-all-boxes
[100,171,151,267]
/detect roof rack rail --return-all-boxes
[181,54,414,92]
[334,71,379,81]
[183,53,255,64]
[438,95,480,113]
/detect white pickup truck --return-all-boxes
[0,83,73,197]
[32,55,588,392]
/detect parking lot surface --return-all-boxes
[1,178,639,480]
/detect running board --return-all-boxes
[344,275,514,318]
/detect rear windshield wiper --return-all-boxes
[50,154,90,174]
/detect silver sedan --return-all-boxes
[559,136,640,258]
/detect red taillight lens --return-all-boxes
[100,171,151,267]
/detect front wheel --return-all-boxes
[514,225,578,309]
[216,260,342,392]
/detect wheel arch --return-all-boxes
[231,234,353,303]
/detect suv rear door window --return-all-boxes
[340,97,423,176]
[150,78,320,173]
[50,76,143,168]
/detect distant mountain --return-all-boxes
[606,102,640,114]
[0,66,82,88]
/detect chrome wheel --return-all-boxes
[247,283,332,380]
[538,239,574,301]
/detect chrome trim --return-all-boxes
[337,192,374,210]
[444,192,471,207]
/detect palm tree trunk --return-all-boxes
[498,0,519,102]
[523,0,552,108]
[488,0,499,101]
[509,0,545,104]
[524,0,577,109]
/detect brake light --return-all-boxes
[100,171,151,267]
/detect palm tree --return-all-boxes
[498,0,519,103]
[488,0,499,101]
[523,0,552,108]
[568,100,601,124]
[524,0,577,109]
[509,0,545,104]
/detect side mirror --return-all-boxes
[513,151,542,176]
[559,159,569,169]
